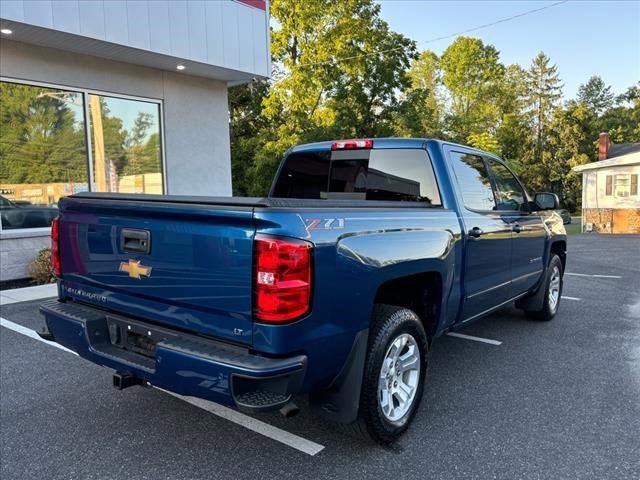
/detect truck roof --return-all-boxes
[289,137,440,153]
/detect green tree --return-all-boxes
[543,102,593,212]
[228,80,271,196]
[440,36,505,143]
[0,83,87,184]
[249,0,415,195]
[392,50,445,138]
[577,75,615,116]
[496,64,529,169]
[597,82,640,143]
[519,52,563,190]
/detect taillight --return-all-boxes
[331,138,373,150]
[253,235,313,323]
[51,217,61,277]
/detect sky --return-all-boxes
[377,0,639,99]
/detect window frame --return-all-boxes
[0,76,167,236]
[605,175,613,196]
[613,173,632,198]
[271,147,443,206]
[448,149,499,213]
[484,156,531,213]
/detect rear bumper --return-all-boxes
[39,299,306,412]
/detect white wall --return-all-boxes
[0,0,269,78]
[582,164,640,209]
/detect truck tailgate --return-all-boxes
[57,195,257,346]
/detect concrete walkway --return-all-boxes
[0,283,57,306]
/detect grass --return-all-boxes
[565,223,582,235]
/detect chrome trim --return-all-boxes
[466,280,511,299]
[462,292,529,323]
[512,269,543,283]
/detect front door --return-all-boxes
[447,150,514,321]
[485,158,547,295]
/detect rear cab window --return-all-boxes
[272,148,442,206]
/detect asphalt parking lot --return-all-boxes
[1,234,639,480]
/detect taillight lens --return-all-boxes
[253,235,313,323]
[331,138,373,150]
[51,217,62,277]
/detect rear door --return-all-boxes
[485,158,546,295]
[447,149,513,322]
[58,197,256,345]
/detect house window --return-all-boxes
[0,79,164,231]
[614,174,631,198]
[605,175,613,196]
[632,174,638,196]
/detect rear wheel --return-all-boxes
[356,305,428,444]
[525,254,563,321]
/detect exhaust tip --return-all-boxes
[279,402,300,418]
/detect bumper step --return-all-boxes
[39,299,307,411]
[235,389,290,409]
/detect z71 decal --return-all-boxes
[305,218,345,234]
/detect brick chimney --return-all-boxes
[598,132,611,160]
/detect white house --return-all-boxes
[573,132,640,234]
[0,0,270,280]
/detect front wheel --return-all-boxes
[525,254,563,321]
[357,305,428,444]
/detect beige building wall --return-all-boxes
[1,40,233,281]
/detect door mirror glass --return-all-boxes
[534,192,559,210]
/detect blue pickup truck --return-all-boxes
[40,138,566,443]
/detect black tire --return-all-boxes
[525,254,563,321]
[355,304,428,444]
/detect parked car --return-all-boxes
[557,209,572,224]
[0,195,58,229]
[40,138,567,444]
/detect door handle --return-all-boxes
[468,227,484,238]
[121,228,151,254]
[512,223,523,233]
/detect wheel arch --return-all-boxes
[373,271,443,342]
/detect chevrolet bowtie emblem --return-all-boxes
[119,259,152,279]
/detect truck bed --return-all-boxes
[71,192,435,210]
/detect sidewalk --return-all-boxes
[0,283,57,306]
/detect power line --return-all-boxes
[299,0,569,68]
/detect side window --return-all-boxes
[450,152,496,211]
[605,175,613,196]
[486,159,527,211]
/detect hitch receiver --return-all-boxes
[113,372,142,390]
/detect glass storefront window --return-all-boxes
[0,82,88,229]
[88,95,163,194]
[0,80,164,230]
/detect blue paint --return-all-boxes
[41,138,566,412]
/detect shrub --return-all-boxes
[28,248,56,285]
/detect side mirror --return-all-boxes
[534,192,559,210]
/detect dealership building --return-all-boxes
[0,0,270,280]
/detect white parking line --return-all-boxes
[1,317,77,355]
[0,317,325,456]
[565,273,622,279]
[561,296,581,301]
[446,332,502,346]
